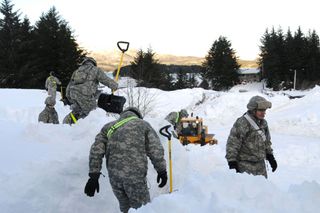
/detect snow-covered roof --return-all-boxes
[238,68,260,74]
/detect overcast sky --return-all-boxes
[12,0,320,60]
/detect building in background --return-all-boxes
[238,68,261,83]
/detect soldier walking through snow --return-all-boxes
[84,107,167,213]
[63,57,118,124]
[38,96,59,124]
[45,71,61,99]
[226,95,277,178]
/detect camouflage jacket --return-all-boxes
[226,112,273,162]
[38,106,59,124]
[45,76,61,89]
[89,111,166,180]
[165,111,183,134]
[66,64,118,99]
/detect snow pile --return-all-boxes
[0,82,320,213]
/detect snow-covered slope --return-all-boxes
[1,83,320,213]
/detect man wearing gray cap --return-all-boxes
[226,95,277,178]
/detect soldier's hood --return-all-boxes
[119,110,140,119]
[120,107,143,119]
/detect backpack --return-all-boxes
[72,67,88,84]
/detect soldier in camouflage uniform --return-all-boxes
[63,57,118,124]
[38,96,59,124]
[226,96,277,178]
[84,107,167,213]
[165,109,189,137]
[45,71,61,100]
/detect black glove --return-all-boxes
[228,161,240,173]
[157,171,168,188]
[266,154,277,172]
[84,173,100,197]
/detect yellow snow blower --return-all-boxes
[178,116,218,146]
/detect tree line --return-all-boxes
[1,0,320,91]
[259,27,320,90]
[129,27,320,91]
[126,36,240,91]
[0,0,85,89]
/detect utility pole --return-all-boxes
[293,69,297,90]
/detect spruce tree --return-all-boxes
[187,73,198,88]
[305,30,320,80]
[259,28,286,90]
[162,72,175,91]
[260,26,320,89]
[31,7,85,89]
[0,0,22,87]
[202,36,240,90]
[291,27,307,88]
[130,49,145,86]
[130,48,165,88]
[15,17,37,88]
[174,69,188,89]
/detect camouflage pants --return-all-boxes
[109,177,150,213]
[48,86,57,99]
[62,111,79,124]
[69,90,97,117]
[238,160,267,178]
[63,91,97,124]
[38,107,59,124]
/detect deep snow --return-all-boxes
[1,81,320,213]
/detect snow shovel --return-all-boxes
[97,41,129,113]
[159,125,173,193]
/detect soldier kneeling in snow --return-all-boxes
[226,96,277,178]
[165,109,189,138]
[38,97,59,124]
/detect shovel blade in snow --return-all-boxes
[97,93,126,114]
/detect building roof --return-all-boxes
[238,68,260,75]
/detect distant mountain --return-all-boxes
[88,49,258,71]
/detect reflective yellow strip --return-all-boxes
[50,76,56,85]
[106,116,137,138]
[70,112,77,124]
[175,112,179,123]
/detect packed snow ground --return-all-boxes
[1,82,320,213]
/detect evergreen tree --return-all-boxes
[259,26,320,90]
[162,72,175,91]
[31,7,85,89]
[15,17,37,88]
[291,27,307,88]
[305,30,320,80]
[259,28,286,90]
[202,36,240,90]
[130,49,145,86]
[199,79,209,89]
[174,69,188,89]
[187,73,198,88]
[130,48,165,89]
[0,0,22,87]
